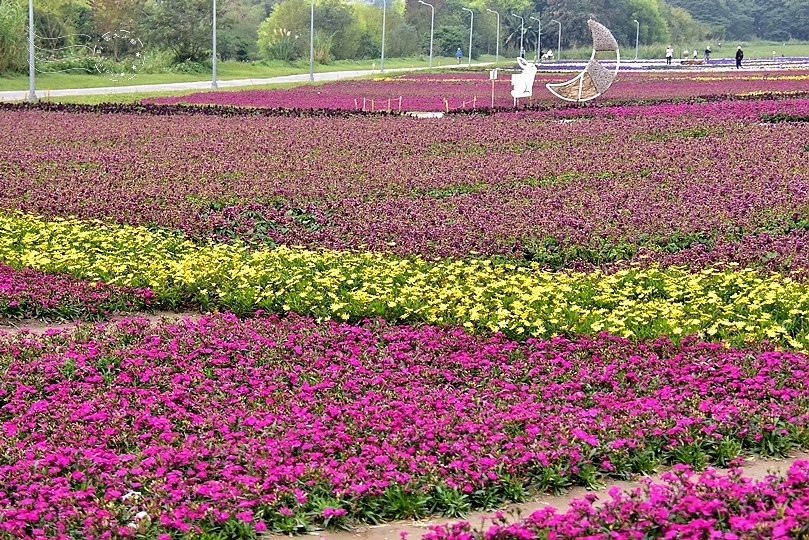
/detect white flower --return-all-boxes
[121,490,141,501]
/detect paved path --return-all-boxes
[0,65,460,102]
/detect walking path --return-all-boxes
[0,64,463,102]
[274,452,809,540]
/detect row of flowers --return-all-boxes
[0,263,152,321]
[1,212,808,346]
[1,98,808,267]
[1,313,809,538]
[425,462,809,540]
[143,70,809,112]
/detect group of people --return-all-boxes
[456,41,745,69]
[664,44,744,68]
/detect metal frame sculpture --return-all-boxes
[546,19,620,102]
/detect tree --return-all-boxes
[628,0,670,46]
[784,0,809,40]
[544,0,633,48]
[356,0,412,59]
[316,0,360,59]
[89,0,145,60]
[143,0,221,63]
[257,0,361,61]
[658,2,709,44]
[433,24,464,56]
[257,0,308,60]
[0,0,27,72]
[664,0,753,40]
[217,0,265,60]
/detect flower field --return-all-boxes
[145,70,809,111]
[3,314,809,538]
[1,69,809,539]
[426,462,809,539]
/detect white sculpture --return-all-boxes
[546,19,620,102]
[510,56,538,105]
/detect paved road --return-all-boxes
[0,65,450,102]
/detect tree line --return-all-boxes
[0,0,805,74]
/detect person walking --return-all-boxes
[456,48,463,64]
[665,45,673,65]
[735,46,744,68]
[704,45,711,63]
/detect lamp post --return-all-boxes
[550,18,560,60]
[28,0,36,102]
[487,9,500,65]
[380,0,387,72]
[511,13,524,55]
[418,0,434,68]
[212,0,217,88]
[462,7,473,66]
[309,0,314,81]
[529,16,540,62]
[634,19,639,60]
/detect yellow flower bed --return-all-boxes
[1,212,807,347]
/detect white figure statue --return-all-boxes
[511,56,538,105]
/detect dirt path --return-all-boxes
[0,311,202,336]
[286,451,809,540]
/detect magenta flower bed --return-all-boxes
[2,97,809,271]
[144,70,809,111]
[1,313,808,537]
[425,462,809,540]
[0,263,153,321]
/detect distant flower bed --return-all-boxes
[0,263,153,321]
[425,461,809,540]
[1,98,809,270]
[142,70,809,111]
[1,313,809,537]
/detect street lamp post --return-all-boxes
[511,13,525,55]
[529,16,541,62]
[462,7,473,66]
[309,0,314,81]
[486,9,500,65]
[380,0,387,72]
[634,19,639,60]
[212,0,217,88]
[418,0,434,68]
[28,0,36,102]
[551,18,560,60]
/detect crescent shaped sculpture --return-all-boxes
[546,19,620,102]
